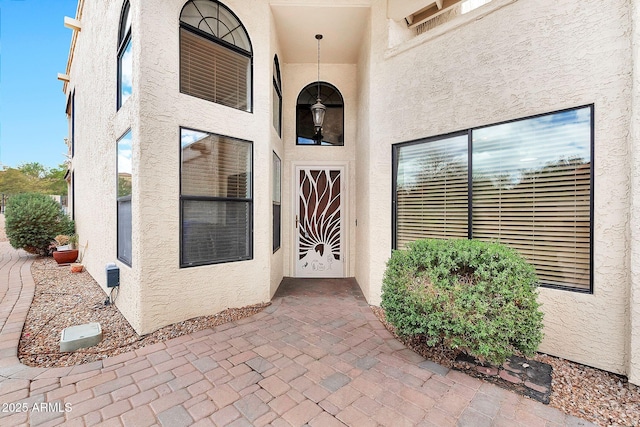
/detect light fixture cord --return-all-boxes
[317,37,321,100]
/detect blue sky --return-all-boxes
[0,0,77,170]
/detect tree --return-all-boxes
[0,167,37,194]
[18,162,48,179]
[0,163,68,196]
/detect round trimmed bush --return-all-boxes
[381,238,544,365]
[5,193,74,255]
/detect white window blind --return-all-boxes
[396,134,469,247]
[180,28,250,111]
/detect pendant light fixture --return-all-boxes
[310,34,326,143]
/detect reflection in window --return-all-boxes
[179,0,252,112]
[296,82,344,146]
[180,128,253,266]
[117,1,132,109]
[393,106,593,292]
[273,55,282,136]
[117,130,132,265]
[395,134,469,248]
[273,152,281,252]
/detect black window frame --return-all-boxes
[296,81,344,146]
[179,127,254,267]
[117,0,132,110]
[392,105,594,294]
[117,129,133,266]
[273,55,282,136]
[272,151,281,253]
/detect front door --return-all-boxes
[295,166,344,278]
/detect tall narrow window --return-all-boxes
[117,1,132,109]
[393,106,593,292]
[180,1,252,112]
[273,55,282,136]
[180,128,253,266]
[273,152,281,252]
[117,130,133,265]
[296,82,344,146]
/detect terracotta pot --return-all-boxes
[70,263,84,273]
[53,249,79,265]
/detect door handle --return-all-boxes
[295,215,299,229]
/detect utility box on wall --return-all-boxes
[106,263,120,288]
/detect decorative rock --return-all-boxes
[60,322,103,352]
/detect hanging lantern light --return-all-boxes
[310,34,326,143]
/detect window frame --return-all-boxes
[117,129,133,266]
[179,0,253,113]
[179,127,254,268]
[272,151,281,253]
[117,0,132,110]
[273,55,282,137]
[392,105,594,294]
[296,81,344,146]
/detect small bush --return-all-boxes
[381,239,544,365]
[5,193,74,255]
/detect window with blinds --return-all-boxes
[180,128,252,267]
[394,134,469,248]
[179,1,252,112]
[393,106,593,292]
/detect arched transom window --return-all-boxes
[296,82,344,146]
[117,0,132,109]
[180,0,252,112]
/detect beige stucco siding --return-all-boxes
[361,0,633,376]
[65,0,144,331]
[133,0,273,334]
[629,0,640,385]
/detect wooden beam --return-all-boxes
[57,73,70,82]
[64,16,82,32]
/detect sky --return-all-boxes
[0,0,78,170]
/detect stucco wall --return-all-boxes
[270,12,285,298]
[629,0,640,386]
[355,13,373,298]
[66,0,143,331]
[362,0,633,376]
[132,0,273,334]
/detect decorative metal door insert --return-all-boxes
[296,168,344,277]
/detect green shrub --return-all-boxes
[5,193,75,255]
[381,238,544,365]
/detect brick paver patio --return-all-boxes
[0,241,595,426]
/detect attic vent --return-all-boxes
[406,0,463,28]
[413,0,492,35]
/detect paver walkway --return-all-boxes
[0,241,595,426]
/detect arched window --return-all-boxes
[180,0,252,112]
[273,55,282,136]
[117,1,132,109]
[296,82,344,146]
